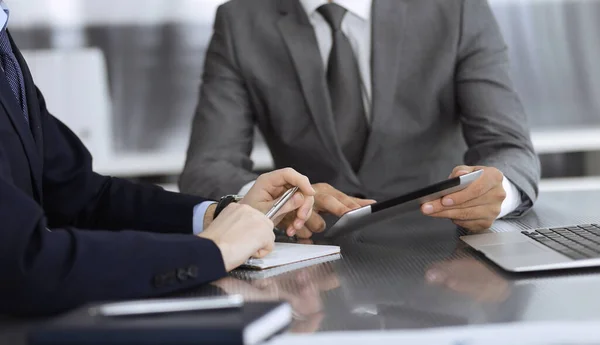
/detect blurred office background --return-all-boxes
[7,0,600,191]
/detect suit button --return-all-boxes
[177,269,189,282]
[187,266,198,278]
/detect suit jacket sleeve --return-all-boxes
[0,86,227,316]
[36,84,208,234]
[456,0,541,214]
[0,183,226,315]
[179,5,259,199]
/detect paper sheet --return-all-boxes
[242,243,341,270]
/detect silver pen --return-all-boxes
[89,295,244,317]
[265,186,299,219]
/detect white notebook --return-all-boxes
[242,243,341,270]
[236,253,341,280]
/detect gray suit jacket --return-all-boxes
[180,0,540,212]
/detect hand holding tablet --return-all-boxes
[420,166,508,232]
[326,170,484,237]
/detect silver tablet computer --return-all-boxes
[326,170,483,237]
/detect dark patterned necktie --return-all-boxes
[318,3,368,172]
[0,29,29,123]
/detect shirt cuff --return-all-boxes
[192,201,218,235]
[238,180,256,196]
[497,175,522,219]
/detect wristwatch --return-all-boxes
[213,194,244,219]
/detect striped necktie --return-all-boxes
[0,29,29,123]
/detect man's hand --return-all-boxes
[421,166,506,232]
[198,203,275,272]
[240,168,316,234]
[280,183,375,238]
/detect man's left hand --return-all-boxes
[421,166,506,232]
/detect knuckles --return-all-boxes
[302,175,311,187]
[238,204,271,226]
[479,219,494,230]
[496,188,507,201]
[313,183,333,192]
[452,165,471,176]
[282,167,296,175]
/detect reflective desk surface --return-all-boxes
[2,190,600,343]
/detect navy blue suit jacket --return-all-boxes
[0,33,226,316]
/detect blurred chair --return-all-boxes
[21,48,113,160]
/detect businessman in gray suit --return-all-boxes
[180,0,541,236]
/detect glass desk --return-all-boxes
[2,190,600,344]
[191,190,600,333]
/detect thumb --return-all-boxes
[449,165,475,178]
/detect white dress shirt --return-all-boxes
[300,0,373,122]
[0,2,7,31]
[242,0,522,218]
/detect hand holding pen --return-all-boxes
[265,186,299,219]
[239,168,315,233]
[198,168,315,271]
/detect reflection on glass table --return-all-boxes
[425,255,512,303]
[212,263,340,334]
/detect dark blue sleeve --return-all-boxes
[36,85,210,234]
[0,172,226,316]
[0,87,226,316]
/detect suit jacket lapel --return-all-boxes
[276,0,336,151]
[361,0,408,168]
[276,0,360,184]
[12,35,44,159]
[0,32,44,198]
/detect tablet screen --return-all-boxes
[327,170,483,236]
[371,175,462,212]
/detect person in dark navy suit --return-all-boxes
[0,3,315,316]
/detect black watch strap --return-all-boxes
[214,195,243,219]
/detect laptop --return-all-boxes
[461,224,600,272]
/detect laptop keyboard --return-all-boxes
[522,224,600,260]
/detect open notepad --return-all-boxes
[242,243,341,270]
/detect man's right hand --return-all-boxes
[198,203,275,272]
[281,183,376,238]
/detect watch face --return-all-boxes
[221,195,243,202]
